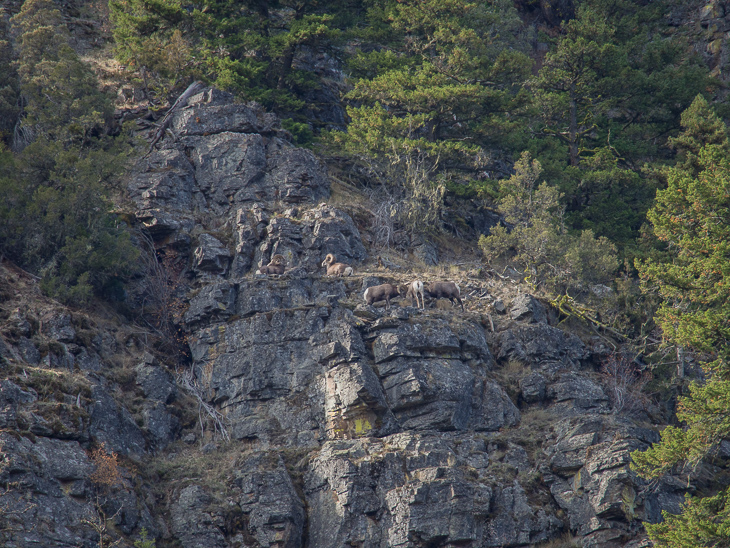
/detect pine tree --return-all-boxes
[531,5,624,167]
[342,0,530,158]
[528,1,711,254]
[667,94,729,176]
[109,0,348,118]
[0,17,19,147]
[329,0,531,237]
[12,0,112,146]
[631,98,730,548]
[0,0,138,304]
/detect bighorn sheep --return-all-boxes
[256,254,286,275]
[321,253,353,276]
[363,283,400,309]
[404,280,425,309]
[425,281,464,311]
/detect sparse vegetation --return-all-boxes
[534,532,582,548]
[479,152,618,294]
[599,353,651,416]
[0,0,727,546]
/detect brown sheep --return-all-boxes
[425,281,463,311]
[256,254,286,275]
[321,253,353,276]
[363,283,401,309]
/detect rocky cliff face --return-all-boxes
[0,90,688,547]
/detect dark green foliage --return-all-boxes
[531,6,620,168]
[526,0,712,252]
[326,0,531,237]
[340,0,531,155]
[478,152,618,293]
[282,117,314,146]
[631,99,730,547]
[562,149,653,248]
[134,528,156,548]
[108,0,353,116]
[644,491,730,548]
[0,0,138,305]
[12,0,112,146]
[0,18,20,148]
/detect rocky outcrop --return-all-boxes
[0,89,690,548]
[0,430,156,548]
[128,90,329,234]
[543,417,678,548]
[185,280,512,445]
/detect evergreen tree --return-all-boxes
[478,152,617,292]
[109,0,351,119]
[631,98,730,548]
[529,0,710,253]
[531,5,619,167]
[329,0,531,237]
[0,0,138,304]
[667,94,729,176]
[12,0,112,146]
[0,17,19,148]
[341,0,530,159]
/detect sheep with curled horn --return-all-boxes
[402,280,425,309]
[256,254,286,275]
[425,281,464,311]
[321,253,353,276]
[363,283,401,309]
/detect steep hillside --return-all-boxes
[0,88,699,548]
[2,1,730,547]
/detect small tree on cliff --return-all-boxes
[478,151,617,292]
[84,443,124,548]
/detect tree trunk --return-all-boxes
[676,346,685,378]
[569,82,579,166]
[146,81,205,154]
[277,48,295,89]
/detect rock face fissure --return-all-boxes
[0,89,688,548]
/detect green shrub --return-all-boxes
[0,0,139,305]
[134,528,156,548]
[479,152,618,293]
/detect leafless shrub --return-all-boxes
[136,230,189,363]
[84,443,124,548]
[599,353,651,416]
[356,143,446,246]
[11,120,33,153]
[177,365,230,443]
[0,485,36,539]
[81,496,123,548]
[369,190,398,249]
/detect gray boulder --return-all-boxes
[0,380,37,429]
[135,359,177,403]
[250,204,367,275]
[510,293,547,324]
[89,386,146,456]
[304,433,556,548]
[496,322,588,370]
[45,313,76,343]
[171,485,227,548]
[234,454,305,548]
[142,401,180,449]
[183,282,237,327]
[193,233,231,275]
[128,93,330,239]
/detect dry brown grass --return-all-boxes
[534,532,581,548]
